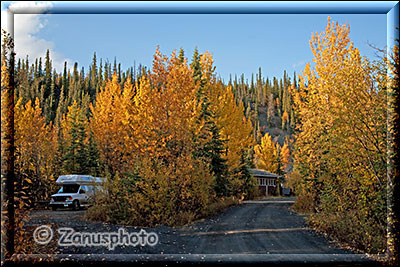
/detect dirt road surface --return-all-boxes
[22,197,378,264]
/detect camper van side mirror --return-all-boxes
[79,189,85,194]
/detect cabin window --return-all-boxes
[258,178,267,186]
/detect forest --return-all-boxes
[1,17,398,255]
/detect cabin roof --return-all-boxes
[250,168,279,178]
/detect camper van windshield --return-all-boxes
[58,184,80,194]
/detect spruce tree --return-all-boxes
[234,150,256,199]
[113,57,117,75]
[90,52,97,97]
[87,130,101,176]
[103,61,109,86]
[38,57,42,77]
[34,58,38,78]
[44,49,52,100]
[191,46,203,98]
[62,61,68,97]
[207,122,228,196]
[118,63,121,83]
[190,46,228,196]
[62,102,89,174]
[178,47,185,64]
[75,110,89,173]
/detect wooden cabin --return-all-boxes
[250,168,279,196]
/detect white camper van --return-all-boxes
[49,174,105,210]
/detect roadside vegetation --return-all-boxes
[288,17,398,255]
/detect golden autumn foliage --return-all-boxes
[14,97,58,201]
[214,84,254,173]
[2,46,57,254]
[1,62,9,144]
[13,97,58,254]
[280,140,290,173]
[292,17,388,253]
[86,47,260,225]
[91,47,199,173]
[386,37,399,265]
[254,132,278,173]
[87,48,219,226]
[205,80,254,174]
[195,52,254,174]
[145,48,198,160]
[90,75,123,174]
[88,154,214,227]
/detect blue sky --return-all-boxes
[1,2,388,83]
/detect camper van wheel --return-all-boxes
[72,200,80,211]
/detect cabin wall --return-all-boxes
[258,185,267,196]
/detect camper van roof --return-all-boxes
[56,175,105,184]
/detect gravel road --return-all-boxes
[22,197,377,264]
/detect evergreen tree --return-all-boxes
[38,57,42,77]
[87,130,101,176]
[178,47,185,64]
[90,52,98,98]
[44,49,52,100]
[203,122,228,196]
[98,58,103,91]
[118,63,121,83]
[32,58,37,78]
[191,46,203,98]
[55,88,65,128]
[44,70,57,123]
[62,101,91,174]
[233,149,257,199]
[190,47,229,196]
[75,110,89,172]
[103,60,109,86]
[113,57,117,75]
[62,61,68,97]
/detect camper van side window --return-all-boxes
[86,185,95,193]
[80,185,89,193]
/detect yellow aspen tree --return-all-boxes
[133,75,157,157]
[127,48,214,224]
[280,140,290,174]
[151,48,198,159]
[294,16,387,187]
[90,74,127,176]
[212,83,254,173]
[199,51,254,175]
[292,17,388,253]
[254,132,278,173]
[118,77,140,166]
[1,61,10,148]
[14,97,57,201]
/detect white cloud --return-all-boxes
[291,60,305,69]
[1,1,73,73]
